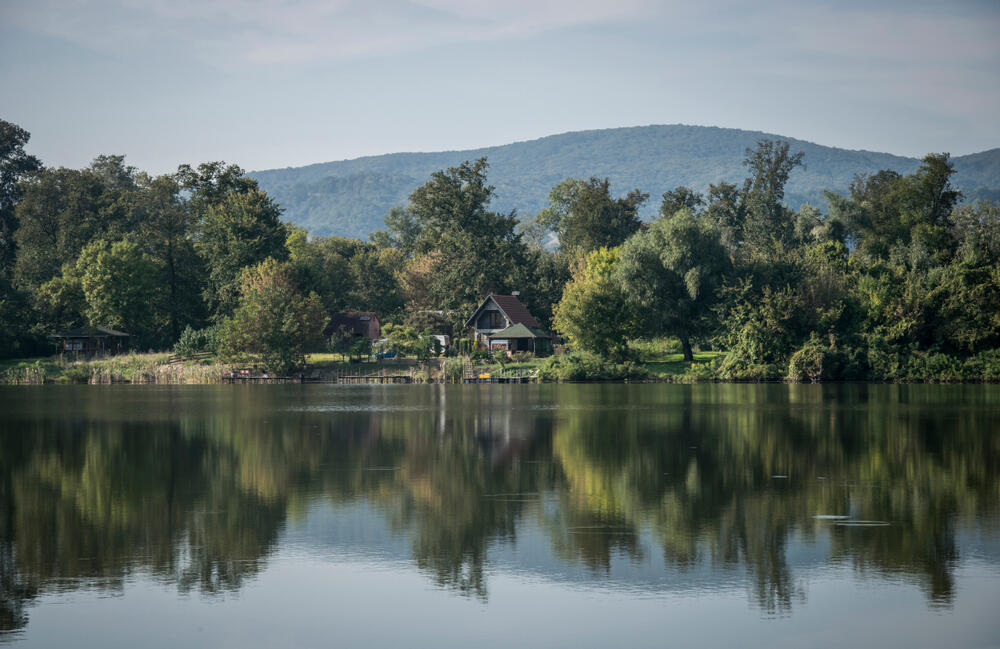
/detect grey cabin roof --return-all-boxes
[51,326,129,338]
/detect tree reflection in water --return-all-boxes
[0,383,997,634]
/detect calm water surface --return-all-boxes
[1,384,999,648]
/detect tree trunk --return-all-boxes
[680,336,693,362]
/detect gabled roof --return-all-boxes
[487,323,550,339]
[51,326,129,338]
[465,294,540,329]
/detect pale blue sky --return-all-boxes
[2,0,998,174]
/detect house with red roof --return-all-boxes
[464,294,552,355]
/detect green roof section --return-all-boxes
[487,323,550,339]
[50,326,129,338]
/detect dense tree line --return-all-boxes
[552,145,1000,379]
[2,117,998,379]
[0,120,399,370]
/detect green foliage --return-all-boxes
[198,188,289,317]
[77,238,161,348]
[376,323,438,359]
[172,325,220,358]
[289,230,405,319]
[962,350,1000,382]
[350,337,373,360]
[443,357,465,381]
[0,120,42,276]
[491,348,508,367]
[536,351,646,382]
[539,177,647,255]
[715,283,804,381]
[14,159,136,290]
[617,208,730,360]
[390,158,528,318]
[553,247,634,361]
[739,140,804,255]
[218,259,328,373]
[786,333,846,382]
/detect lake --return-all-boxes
[1,384,998,648]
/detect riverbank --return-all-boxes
[0,351,716,385]
[3,348,999,385]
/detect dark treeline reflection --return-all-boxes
[1,385,998,633]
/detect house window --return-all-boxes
[479,311,505,329]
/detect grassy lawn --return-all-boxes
[641,351,724,377]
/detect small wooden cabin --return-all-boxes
[465,294,551,354]
[325,312,381,340]
[51,326,129,356]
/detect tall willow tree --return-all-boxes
[617,210,730,361]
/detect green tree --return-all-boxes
[539,177,647,256]
[372,205,422,256]
[553,247,633,360]
[13,165,123,290]
[76,238,161,347]
[197,188,288,318]
[35,265,86,331]
[0,120,42,277]
[739,140,804,256]
[522,248,572,329]
[133,173,206,341]
[617,209,730,361]
[176,161,257,219]
[704,181,745,257]
[219,258,327,373]
[836,155,961,264]
[403,158,527,315]
[659,186,704,219]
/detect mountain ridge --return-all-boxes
[249,125,1000,239]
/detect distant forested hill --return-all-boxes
[249,125,1000,238]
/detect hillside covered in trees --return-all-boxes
[250,125,1000,239]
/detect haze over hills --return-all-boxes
[250,125,1000,239]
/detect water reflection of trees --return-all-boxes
[1,384,998,632]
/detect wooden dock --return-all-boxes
[339,373,413,384]
[222,371,323,384]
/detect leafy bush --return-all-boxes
[963,350,1000,381]
[536,352,646,382]
[491,348,509,366]
[443,357,465,382]
[470,349,492,362]
[903,352,964,382]
[677,357,723,383]
[786,333,856,382]
[172,325,219,358]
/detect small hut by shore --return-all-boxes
[51,326,129,356]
